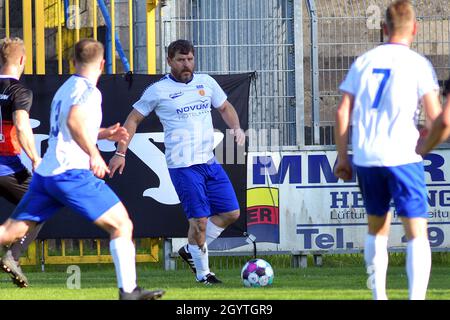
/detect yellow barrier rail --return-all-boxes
[147,0,158,74]
[20,238,160,266]
[5,0,9,38]
[23,0,33,74]
[5,0,157,74]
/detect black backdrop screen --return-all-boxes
[0,73,251,239]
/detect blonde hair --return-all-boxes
[0,37,25,66]
[385,0,415,34]
[74,38,104,65]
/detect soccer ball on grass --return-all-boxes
[240,258,274,287]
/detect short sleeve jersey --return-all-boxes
[36,75,102,176]
[339,44,439,167]
[0,75,33,176]
[133,73,227,168]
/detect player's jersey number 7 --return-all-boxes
[371,68,391,109]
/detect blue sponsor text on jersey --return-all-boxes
[176,100,210,114]
[169,92,184,99]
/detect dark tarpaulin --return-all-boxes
[0,73,252,239]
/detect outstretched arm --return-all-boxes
[13,110,41,171]
[422,90,442,129]
[334,92,354,181]
[416,92,449,155]
[98,123,129,143]
[108,109,145,178]
[67,105,109,178]
[216,100,245,146]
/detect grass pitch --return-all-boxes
[1,253,450,300]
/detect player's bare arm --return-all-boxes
[422,90,442,130]
[67,104,109,178]
[108,109,145,177]
[13,109,41,171]
[416,92,450,156]
[217,100,245,146]
[98,122,129,143]
[334,92,354,181]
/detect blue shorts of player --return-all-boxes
[355,162,428,219]
[169,159,239,219]
[11,169,120,223]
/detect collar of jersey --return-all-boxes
[168,73,194,84]
[73,73,97,85]
[384,42,409,48]
[0,74,19,80]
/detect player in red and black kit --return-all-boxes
[0,37,43,288]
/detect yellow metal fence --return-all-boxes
[3,0,159,74]
[20,238,160,266]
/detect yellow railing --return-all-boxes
[5,0,9,38]
[22,0,33,74]
[18,241,38,266]
[4,0,157,74]
[147,0,158,74]
[35,0,46,75]
[20,239,160,266]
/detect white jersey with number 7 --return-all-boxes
[339,43,439,167]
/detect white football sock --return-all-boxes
[206,219,225,245]
[109,237,137,293]
[364,234,389,300]
[406,237,431,300]
[189,243,210,280]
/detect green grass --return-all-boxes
[1,253,450,300]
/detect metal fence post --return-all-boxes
[306,0,320,145]
[294,0,305,148]
[163,238,176,271]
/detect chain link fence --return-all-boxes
[2,0,446,150]
[160,0,298,150]
[303,0,450,146]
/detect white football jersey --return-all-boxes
[133,73,227,168]
[339,43,439,167]
[37,75,102,176]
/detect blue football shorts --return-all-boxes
[169,159,240,219]
[11,169,120,223]
[355,162,428,218]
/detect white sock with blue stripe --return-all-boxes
[189,243,210,281]
[110,237,137,293]
[407,237,431,300]
[364,234,389,300]
[206,219,225,245]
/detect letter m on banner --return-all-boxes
[253,155,301,185]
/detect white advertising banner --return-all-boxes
[245,150,450,253]
[173,150,450,254]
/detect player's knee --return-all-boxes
[108,216,133,239]
[118,217,133,237]
[229,209,240,222]
[198,220,207,234]
[0,226,6,244]
[0,227,24,245]
[191,218,207,234]
[221,209,240,224]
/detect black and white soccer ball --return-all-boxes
[240,258,274,287]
